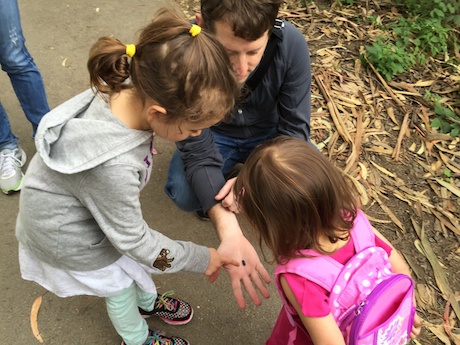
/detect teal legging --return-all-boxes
[105,283,157,345]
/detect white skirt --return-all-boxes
[18,243,157,298]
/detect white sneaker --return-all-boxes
[0,147,27,194]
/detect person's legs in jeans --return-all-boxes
[164,129,277,213]
[0,102,17,150]
[212,129,277,177]
[0,0,49,193]
[0,0,49,142]
[165,150,203,212]
[164,138,242,213]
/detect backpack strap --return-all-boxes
[244,18,284,91]
[350,210,376,252]
[275,211,377,293]
[276,254,343,292]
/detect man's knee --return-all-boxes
[165,166,201,212]
[164,182,200,212]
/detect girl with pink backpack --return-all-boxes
[233,136,422,345]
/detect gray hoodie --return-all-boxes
[16,89,210,273]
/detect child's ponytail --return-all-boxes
[87,37,131,96]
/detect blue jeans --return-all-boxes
[0,0,49,150]
[165,129,276,212]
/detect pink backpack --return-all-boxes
[275,211,416,345]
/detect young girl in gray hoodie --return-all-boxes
[15,7,240,345]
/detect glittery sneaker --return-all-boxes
[139,291,193,325]
[0,147,27,194]
[121,329,190,345]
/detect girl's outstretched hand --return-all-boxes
[205,248,240,282]
[217,234,271,309]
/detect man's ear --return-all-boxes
[147,104,167,122]
[196,13,204,27]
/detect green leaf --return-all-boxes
[441,121,452,133]
[444,109,457,119]
[430,118,442,128]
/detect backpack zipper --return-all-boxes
[349,274,408,342]
[338,300,367,332]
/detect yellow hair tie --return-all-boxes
[189,24,201,37]
[125,44,136,58]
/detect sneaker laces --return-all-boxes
[0,149,22,177]
[146,329,172,345]
[154,291,177,312]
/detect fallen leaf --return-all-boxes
[31,292,47,343]
[436,179,460,198]
[412,218,460,322]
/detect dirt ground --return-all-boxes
[175,1,460,344]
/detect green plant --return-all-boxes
[366,15,383,28]
[389,17,451,58]
[362,0,458,80]
[429,92,460,137]
[361,37,416,81]
[443,169,452,183]
[400,0,460,28]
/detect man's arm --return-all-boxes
[177,128,227,212]
[276,21,312,140]
[177,131,271,308]
[207,202,271,309]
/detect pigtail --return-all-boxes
[87,37,132,96]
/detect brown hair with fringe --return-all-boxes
[87,7,239,125]
[234,136,358,264]
[200,0,283,40]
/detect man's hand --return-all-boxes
[208,203,271,309]
[215,177,239,213]
[205,248,240,280]
[218,233,271,308]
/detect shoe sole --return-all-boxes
[121,334,191,345]
[142,308,194,325]
[1,149,26,194]
[195,212,210,222]
[1,172,24,194]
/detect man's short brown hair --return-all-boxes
[200,0,283,40]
